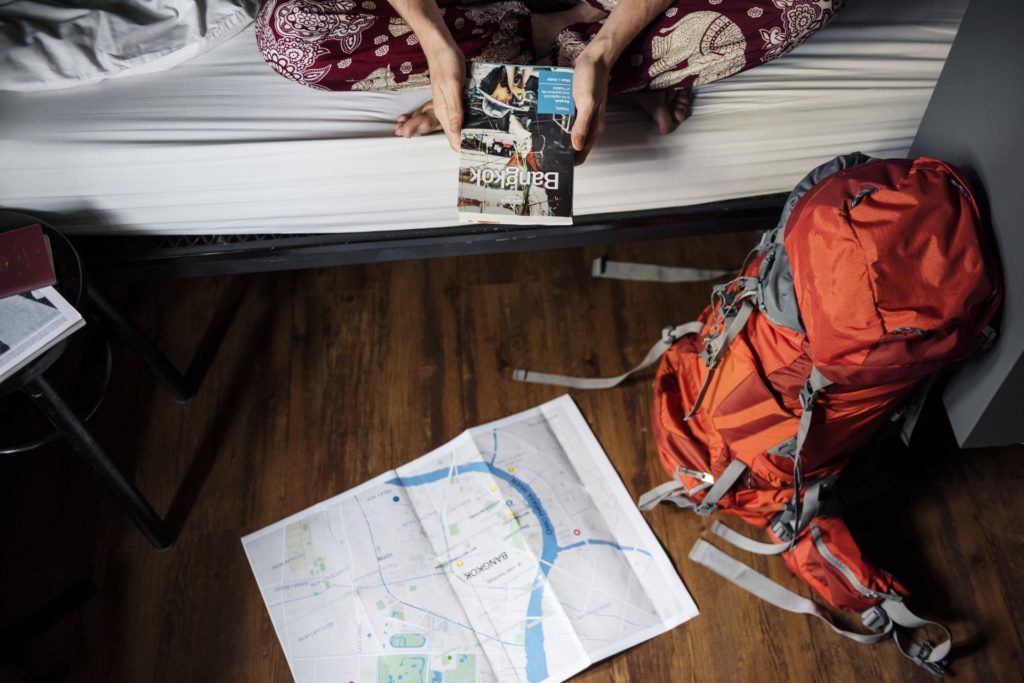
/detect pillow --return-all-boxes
[0,0,258,91]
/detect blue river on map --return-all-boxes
[386,460,652,683]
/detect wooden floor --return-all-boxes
[2,232,1022,683]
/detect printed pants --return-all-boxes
[256,0,843,94]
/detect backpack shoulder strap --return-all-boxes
[690,539,952,676]
[690,539,891,644]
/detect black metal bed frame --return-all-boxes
[73,194,787,280]
[1,192,795,550]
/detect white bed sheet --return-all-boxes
[0,0,967,235]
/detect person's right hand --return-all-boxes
[424,42,467,151]
[570,51,612,166]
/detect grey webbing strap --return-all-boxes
[795,367,833,460]
[776,369,833,550]
[712,477,835,554]
[882,600,953,674]
[684,299,756,420]
[981,325,997,350]
[676,466,714,485]
[711,521,789,555]
[638,479,692,511]
[689,540,892,645]
[636,472,712,511]
[694,459,747,516]
[899,375,936,447]
[512,321,703,389]
[814,526,951,674]
[591,257,733,283]
[686,481,713,497]
[797,478,832,531]
[657,493,697,510]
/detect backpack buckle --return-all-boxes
[770,506,796,542]
[717,288,737,314]
[693,501,718,516]
[912,640,935,663]
[982,325,997,351]
[860,605,890,633]
[699,338,717,367]
[907,640,947,676]
[799,380,817,410]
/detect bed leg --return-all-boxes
[84,283,197,403]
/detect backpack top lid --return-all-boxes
[784,156,1001,385]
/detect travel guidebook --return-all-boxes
[242,395,697,683]
[457,63,576,225]
[0,286,84,384]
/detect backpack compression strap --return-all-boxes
[690,539,952,676]
[639,366,833,541]
[700,475,836,556]
[684,293,756,420]
[637,459,748,512]
[591,257,733,283]
[513,321,704,389]
[512,256,733,389]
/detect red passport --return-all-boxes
[0,224,57,298]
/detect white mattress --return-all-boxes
[0,0,967,235]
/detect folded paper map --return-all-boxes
[242,395,697,682]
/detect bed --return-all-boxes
[0,0,968,276]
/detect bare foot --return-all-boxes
[394,99,443,137]
[626,88,694,134]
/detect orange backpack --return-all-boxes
[515,154,1002,675]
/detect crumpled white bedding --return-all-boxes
[0,0,967,235]
[0,0,258,91]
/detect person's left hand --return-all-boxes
[570,51,612,166]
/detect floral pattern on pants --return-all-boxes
[256,0,843,94]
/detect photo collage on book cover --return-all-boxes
[458,64,575,222]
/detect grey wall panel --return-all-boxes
[911,0,1024,446]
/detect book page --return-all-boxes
[0,286,84,382]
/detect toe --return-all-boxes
[653,106,676,135]
[412,117,435,137]
[395,114,412,136]
[672,90,693,123]
[398,114,425,137]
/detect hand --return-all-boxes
[570,51,612,166]
[424,42,467,151]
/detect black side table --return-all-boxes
[1,211,201,550]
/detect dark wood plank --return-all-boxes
[1,231,1021,682]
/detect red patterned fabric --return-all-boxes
[256,0,843,94]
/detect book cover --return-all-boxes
[457,63,575,225]
[0,224,56,298]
